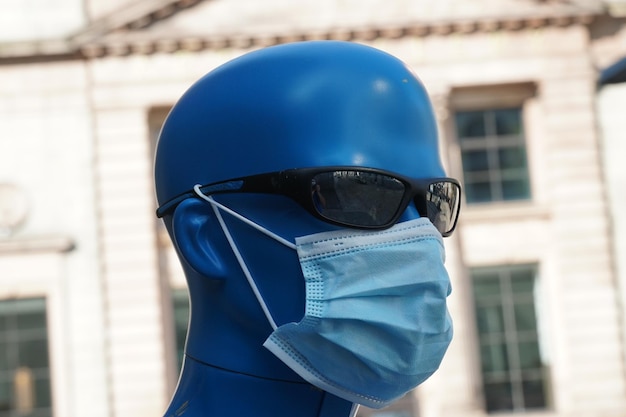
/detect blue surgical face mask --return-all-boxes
[194,186,453,409]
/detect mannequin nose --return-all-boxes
[397,201,421,224]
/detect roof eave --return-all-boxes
[78,11,601,58]
[0,7,604,62]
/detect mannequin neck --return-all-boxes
[164,355,357,417]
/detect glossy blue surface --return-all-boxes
[155,40,446,417]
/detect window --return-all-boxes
[455,107,531,204]
[172,289,190,372]
[0,298,52,417]
[472,265,548,413]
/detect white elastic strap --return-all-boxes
[193,185,285,330]
[194,185,296,250]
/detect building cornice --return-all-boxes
[0,5,604,62]
[0,236,75,254]
[79,11,600,58]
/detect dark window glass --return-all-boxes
[514,303,538,332]
[498,147,527,170]
[464,181,492,203]
[484,381,514,412]
[462,150,490,172]
[494,108,522,135]
[456,111,487,137]
[476,305,505,335]
[522,379,547,409]
[480,342,509,373]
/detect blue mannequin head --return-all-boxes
[154,41,456,396]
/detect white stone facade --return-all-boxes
[0,1,625,416]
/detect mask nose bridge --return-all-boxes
[404,178,427,221]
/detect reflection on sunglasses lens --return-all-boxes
[427,182,460,234]
[313,171,404,227]
[311,171,459,234]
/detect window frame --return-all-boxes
[0,297,53,417]
[448,83,537,210]
[456,107,531,203]
[470,263,551,413]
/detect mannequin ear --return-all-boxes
[171,198,227,279]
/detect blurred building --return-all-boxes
[1,1,625,416]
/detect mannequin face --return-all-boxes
[154,41,454,375]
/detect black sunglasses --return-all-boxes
[156,167,461,236]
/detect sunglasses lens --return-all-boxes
[312,171,405,227]
[426,181,461,235]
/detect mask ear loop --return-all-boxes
[194,185,297,249]
[193,185,298,331]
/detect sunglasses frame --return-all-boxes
[156,166,461,236]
